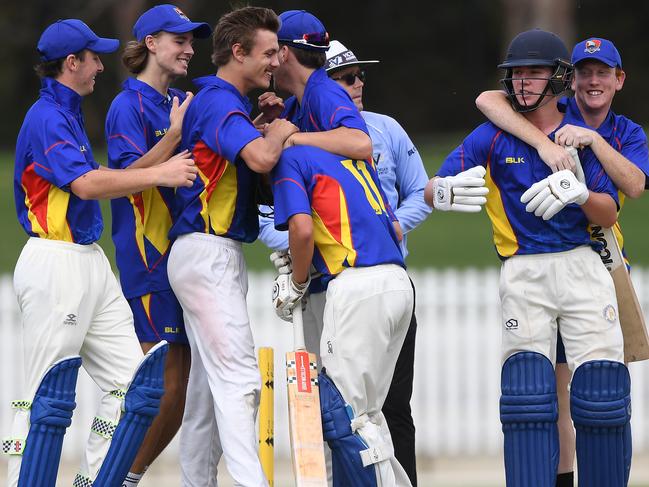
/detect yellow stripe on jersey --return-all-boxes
[208,163,238,235]
[312,205,356,274]
[131,188,172,262]
[130,194,147,266]
[485,163,519,257]
[46,186,73,242]
[141,294,152,322]
[338,187,356,267]
[22,186,47,239]
[341,160,384,215]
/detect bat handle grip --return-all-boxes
[565,146,586,184]
[292,300,306,351]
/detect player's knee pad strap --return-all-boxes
[500,352,558,487]
[319,371,377,487]
[18,356,82,487]
[571,360,631,487]
[92,341,168,487]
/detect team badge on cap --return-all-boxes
[174,7,190,21]
[585,39,602,54]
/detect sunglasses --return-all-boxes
[331,70,366,86]
[285,31,330,49]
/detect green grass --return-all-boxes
[2,136,649,274]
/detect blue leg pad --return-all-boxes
[500,352,558,487]
[18,356,82,487]
[93,341,168,487]
[319,370,377,487]
[571,360,631,487]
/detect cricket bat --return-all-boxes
[567,147,649,362]
[286,302,328,486]
[258,347,274,486]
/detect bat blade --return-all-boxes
[590,224,649,362]
[286,307,327,486]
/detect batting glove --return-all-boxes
[269,250,292,275]
[432,166,489,212]
[272,273,310,322]
[520,169,589,221]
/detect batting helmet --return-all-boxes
[498,29,574,112]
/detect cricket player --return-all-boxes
[426,29,631,486]
[262,39,430,485]
[8,19,197,487]
[271,9,372,160]
[475,37,649,487]
[165,7,297,486]
[272,144,414,486]
[104,5,211,486]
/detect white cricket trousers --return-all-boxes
[8,238,143,486]
[167,233,266,487]
[321,264,414,487]
[500,245,624,370]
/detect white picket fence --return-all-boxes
[1,268,649,464]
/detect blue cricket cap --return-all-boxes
[133,4,212,42]
[278,10,329,51]
[37,19,119,61]
[572,38,622,68]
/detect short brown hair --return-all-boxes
[211,7,279,67]
[122,39,151,74]
[34,50,86,78]
[288,46,326,70]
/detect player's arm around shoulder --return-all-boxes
[70,151,197,200]
[288,126,372,161]
[555,122,646,198]
[240,118,298,173]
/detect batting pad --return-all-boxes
[18,356,82,487]
[92,340,168,487]
[500,352,558,487]
[319,371,378,487]
[571,360,632,487]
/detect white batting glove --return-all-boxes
[432,166,489,212]
[271,273,310,322]
[520,169,589,221]
[270,250,292,275]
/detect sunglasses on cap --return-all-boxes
[331,70,366,86]
[289,31,330,49]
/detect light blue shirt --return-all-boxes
[259,110,431,260]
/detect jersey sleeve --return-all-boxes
[105,95,147,169]
[437,124,494,177]
[388,117,431,233]
[309,88,368,134]
[204,109,261,165]
[31,114,95,189]
[581,148,620,207]
[258,212,289,250]
[271,150,312,231]
[620,123,649,181]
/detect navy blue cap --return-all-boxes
[133,4,212,42]
[572,38,622,68]
[278,10,329,51]
[37,19,119,62]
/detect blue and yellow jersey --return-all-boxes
[561,97,649,266]
[169,76,262,242]
[105,78,186,298]
[14,78,102,244]
[272,146,403,287]
[281,68,369,135]
[438,120,619,259]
